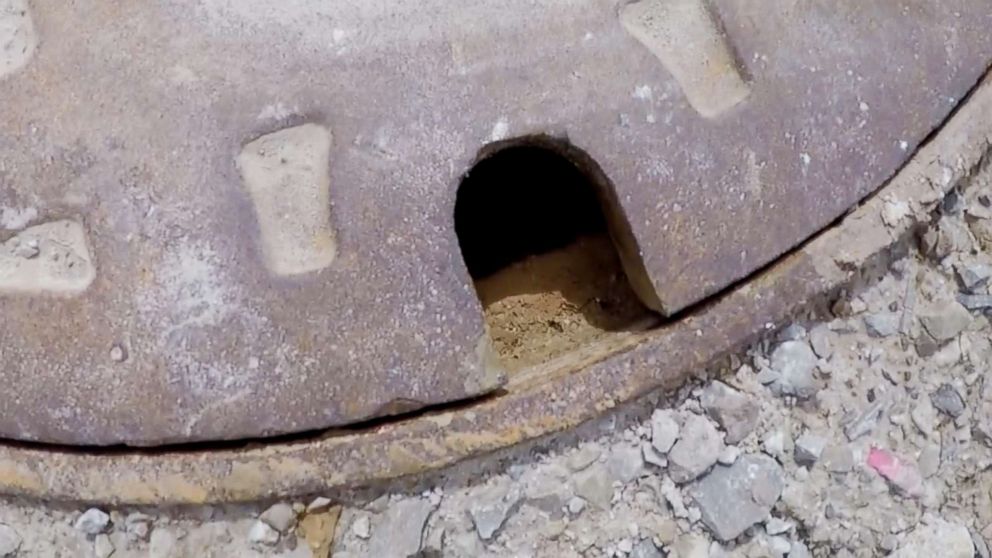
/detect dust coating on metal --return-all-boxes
[0,1,989,448]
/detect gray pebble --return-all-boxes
[468,484,521,541]
[956,263,992,292]
[920,302,972,342]
[689,454,784,541]
[668,414,723,483]
[607,445,644,483]
[864,312,901,337]
[794,433,827,466]
[700,381,760,444]
[650,410,680,454]
[259,502,297,534]
[959,293,992,310]
[931,383,966,417]
[74,508,110,536]
[574,464,613,510]
[630,538,665,558]
[769,341,820,398]
[368,498,436,558]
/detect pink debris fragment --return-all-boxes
[867,446,923,497]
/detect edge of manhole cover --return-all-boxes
[1,75,990,506]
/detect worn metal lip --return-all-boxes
[0,75,988,506]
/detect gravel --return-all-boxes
[2,161,992,558]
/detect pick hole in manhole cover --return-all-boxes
[454,137,659,375]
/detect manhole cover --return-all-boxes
[0,0,990,461]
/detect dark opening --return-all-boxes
[455,139,656,374]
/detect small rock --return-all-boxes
[260,502,298,534]
[673,533,710,558]
[958,293,992,310]
[689,454,785,541]
[864,313,901,337]
[352,514,372,539]
[642,442,667,468]
[668,414,724,483]
[769,341,819,398]
[607,445,644,483]
[808,325,834,359]
[567,445,602,472]
[956,263,992,292]
[920,302,972,342]
[867,447,923,497]
[94,534,115,558]
[762,429,791,461]
[794,433,826,466]
[765,517,794,536]
[307,497,333,513]
[0,525,21,558]
[468,484,521,541]
[630,538,664,558]
[124,513,153,542]
[718,445,740,465]
[574,464,614,510]
[566,496,586,516]
[650,410,680,454]
[892,519,974,558]
[368,498,436,558]
[659,476,690,520]
[618,538,634,554]
[776,323,807,342]
[844,396,891,441]
[248,520,280,546]
[700,381,760,444]
[931,384,966,418]
[75,508,111,535]
[925,217,973,259]
[768,535,792,555]
[822,445,855,473]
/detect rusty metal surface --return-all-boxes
[0,1,990,446]
[0,71,988,504]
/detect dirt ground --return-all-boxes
[476,233,656,373]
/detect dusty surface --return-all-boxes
[1,1,989,445]
[477,234,655,373]
[1,155,992,557]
